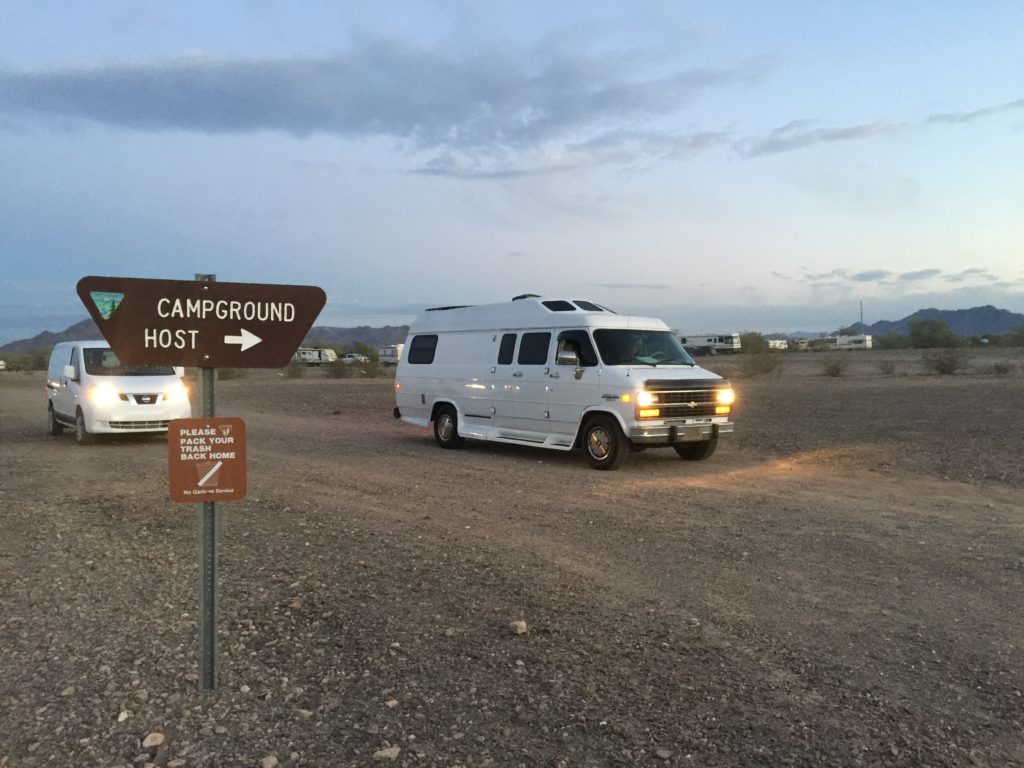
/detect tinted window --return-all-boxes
[542,300,575,312]
[408,334,438,364]
[556,330,599,367]
[83,348,176,376]
[497,333,516,365]
[517,332,551,365]
[572,300,603,311]
[593,329,694,366]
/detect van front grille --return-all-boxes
[109,420,169,430]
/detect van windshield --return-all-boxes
[593,329,695,366]
[83,348,177,376]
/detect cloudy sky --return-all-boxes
[1,1,1023,343]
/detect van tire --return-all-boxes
[48,405,64,436]
[75,409,95,446]
[582,415,630,470]
[433,405,465,449]
[673,437,717,461]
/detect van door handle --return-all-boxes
[549,372,559,378]
[512,371,523,378]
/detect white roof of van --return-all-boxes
[408,296,671,334]
[52,339,113,349]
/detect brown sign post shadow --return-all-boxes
[78,274,325,694]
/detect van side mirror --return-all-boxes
[174,366,185,377]
[556,349,580,367]
[63,364,76,381]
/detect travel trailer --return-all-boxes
[292,347,338,365]
[378,344,404,366]
[836,334,873,351]
[46,340,191,445]
[394,295,735,470]
[678,333,742,355]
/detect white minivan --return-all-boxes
[46,340,192,445]
[393,295,735,470]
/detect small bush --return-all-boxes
[325,360,356,379]
[822,357,848,377]
[877,360,897,376]
[740,352,783,377]
[922,348,964,375]
[992,362,1014,376]
[283,361,305,378]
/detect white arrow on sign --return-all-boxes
[224,328,262,351]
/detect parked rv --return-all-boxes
[394,295,735,470]
[837,334,872,351]
[46,341,191,445]
[378,344,404,366]
[678,333,741,355]
[767,339,789,351]
[293,347,338,366]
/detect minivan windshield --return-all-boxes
[83,348,177,376]
[593,329,695,366]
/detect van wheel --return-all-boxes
[433,405,465,449]
[48,405,64,436]
[75,409,95,446]
[583,415,630,470]
[673,437,717,461]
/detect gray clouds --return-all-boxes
[899,268,942,281]
[738,120,903,157]
[928,97,1024,124]
[0,41,754,162]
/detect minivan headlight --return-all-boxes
[88,382,120,407]
[163,382,190,403]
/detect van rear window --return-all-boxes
[83,348,175,376]
[408,335,439,364]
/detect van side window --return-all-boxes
[556,330,598,366]
[517,332,551,365]
[497,333,516,365]
[408,335,439,365]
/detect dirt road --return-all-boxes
[2,358,1022,766]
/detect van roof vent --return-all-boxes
[425,305,472,312]
[511,293,541,301]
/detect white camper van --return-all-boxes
[46,340,191,445]
[393,296,735,470]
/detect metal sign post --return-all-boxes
[76,271,326,696]
[196,273,218,694]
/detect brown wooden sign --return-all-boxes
[77,276,326,368]
[168,418,247,503]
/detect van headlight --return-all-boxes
[716,387,735,405]
[88,382,120,407]
[636,391,657,407]
[163,382,190,403]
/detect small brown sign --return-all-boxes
[169,418,247,503]
[76,276,326,368]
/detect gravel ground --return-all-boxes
[1,353,1022,767]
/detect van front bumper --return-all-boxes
[85,402,192,434]
[629,420,733,445]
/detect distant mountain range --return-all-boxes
[1,305,1020,356]
[862,305,1024,337]
[0,318,408,356]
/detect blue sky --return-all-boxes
[1,1,1022,343]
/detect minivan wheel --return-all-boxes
[673,437,717,461]
[433,405,465,449]
[75,409,95,445]
[48,405,64,436]
[583,415,630,470]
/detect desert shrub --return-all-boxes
[822,357,848,377]
[740,352,783,376]
[922,348,964,375]
[283,361,305,378]
[874,331,910,350]
[325,360,359,379]
[910,318,962,349]
[877,359,897,376]
[360,360,382,378]
[739,332,769,354]
[992,362,1014,376]
[217,367,244,381]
